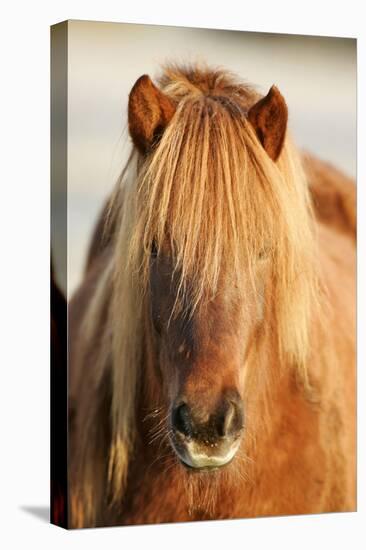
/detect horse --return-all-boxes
[68,64,356,528]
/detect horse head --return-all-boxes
[127,70,289,471]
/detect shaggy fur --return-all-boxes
[69,64,355,528]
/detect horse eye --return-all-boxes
[152,312,163,336]
[258,246,270,261]
[151,240,158,259]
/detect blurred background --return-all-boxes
[57,20,356,297]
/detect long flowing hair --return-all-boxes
[71,64,319,526]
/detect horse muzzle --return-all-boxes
[169,391,244,471]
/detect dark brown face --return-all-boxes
[149,245,268,471]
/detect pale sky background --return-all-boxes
[57,20,356,297]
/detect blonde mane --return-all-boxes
[73,65,320,523]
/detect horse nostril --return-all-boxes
[172,395,244,441]
[218,399,244,438]
[172,403,192,437]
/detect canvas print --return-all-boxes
[51,20,356,529]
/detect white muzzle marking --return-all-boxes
[180,440,241,469]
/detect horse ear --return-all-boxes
[248,85,288,161]
[128,75,176,154]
